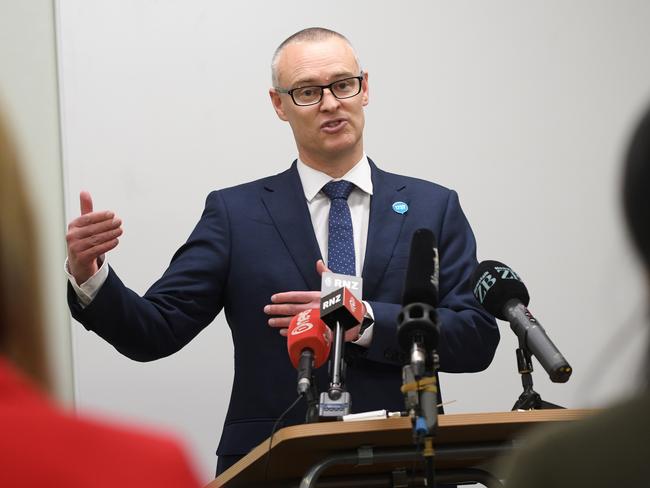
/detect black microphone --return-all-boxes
[472,260,572,383]
[398,228,440,366]
[397,228,440,441]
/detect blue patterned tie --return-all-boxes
[322,180,356,275]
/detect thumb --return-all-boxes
[80,191,93,215]
[316,259,331,276]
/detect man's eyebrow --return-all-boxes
[292,71,357,87]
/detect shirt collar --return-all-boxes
[297,154,374,202]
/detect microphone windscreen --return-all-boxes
[471,260,530,320]
[287,309,332,368]
[320,287,364,330]
[401,229,439,307]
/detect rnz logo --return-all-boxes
[334,279,359,291]
[322,294,342,310]
[348,296,357,313]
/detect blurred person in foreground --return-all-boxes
[0,111,201,487]
[504,105,650,486]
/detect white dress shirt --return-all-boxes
[296,154,373,276]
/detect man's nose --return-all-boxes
[319,88,341,111]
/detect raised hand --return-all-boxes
[66,191,122,284]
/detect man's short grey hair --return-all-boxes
[271,27,362,88]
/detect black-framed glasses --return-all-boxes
[275,73,364,106]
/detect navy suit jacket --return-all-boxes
[68,159,499,464]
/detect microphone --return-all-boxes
[318,282,363,417]
[397,228,441,445]
[472,260,572,383]
[401,228,440,307]
[319,286,364,330]
[398,228,441,373]
[287,309,332,395]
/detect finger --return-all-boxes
[316,259,331,276]
[70,217,122,240]
[75,238,120,263]
[70,226,123,253]
[279,328,288,337]
[270,291,319,304]
[268,317,292,328]
[344,324,362,342]
[69,210,116,229]
[264,303,313,317]
[80,191,94,215]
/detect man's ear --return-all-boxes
[361,71,369,107]
[269,89,289,121]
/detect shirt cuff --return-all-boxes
[352,301,374,347]
[64,257,109,308]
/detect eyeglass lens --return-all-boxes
[292,77,361,106]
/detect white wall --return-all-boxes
[55,0,650,482]
[0,0,73,403]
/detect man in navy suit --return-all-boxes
[65,28,499,474]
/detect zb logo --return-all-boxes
[473,272,496,304]
[473,266,522,304]
[494,266,521,281]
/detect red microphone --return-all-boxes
[287,308,332,394]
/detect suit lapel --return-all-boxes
[261,161,322,291]
[362,159,408,298]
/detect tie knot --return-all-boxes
[322,180,355,200]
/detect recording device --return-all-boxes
[472,260,572,383]
[319,280,364,418]
[287,308,332,395]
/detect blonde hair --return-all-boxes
[0,111,50,390]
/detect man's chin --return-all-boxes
[319,134,360,155]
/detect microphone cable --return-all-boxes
[263,394,303,482]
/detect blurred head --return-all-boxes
[0,111,49,390]
[623,105,650,385]
[269,28,369,175]
[623,105,650,281]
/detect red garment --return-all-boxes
[0,358,200,487]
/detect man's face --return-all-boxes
[270,37,369,167]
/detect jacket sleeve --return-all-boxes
[67,191,231,361]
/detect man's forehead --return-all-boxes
[277,38,359,85]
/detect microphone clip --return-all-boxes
[397,302,440,372]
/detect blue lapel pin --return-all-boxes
[392,201,408,214]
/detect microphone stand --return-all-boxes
[511,336,565,410]
[398,303,440,488]
[319,321,351,418]
[401,349,439,487]
[304,374,319,423]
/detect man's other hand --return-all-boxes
[66,191,122,284]
[264,259,363,341]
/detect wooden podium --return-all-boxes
[207,409,590,487]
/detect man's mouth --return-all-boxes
[320,119,347,133]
